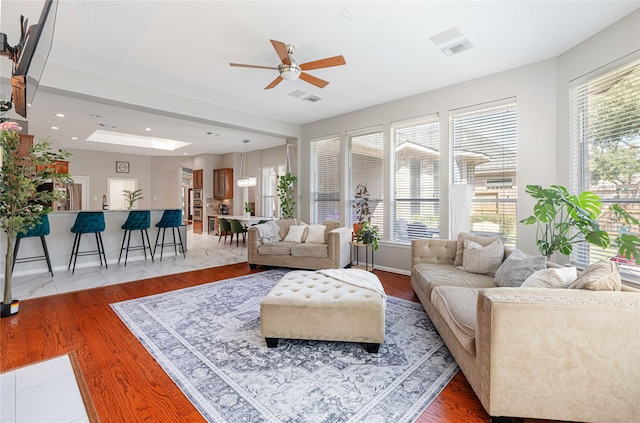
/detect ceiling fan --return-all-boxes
[230,39,346,90]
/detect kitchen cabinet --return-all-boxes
[213,168,233,199]
[17,134,33,158]
[193,221,203,234]
[193,169,203,189]
[55,160,69,174]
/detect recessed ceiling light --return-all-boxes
[50,126,59,130]
[89,113,101,118]
[340,7,355,20]
[55,113,65,118]
[71,137,78,140]
[86,130,191,151]
[144,127,151,131]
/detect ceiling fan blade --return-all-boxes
[270,39,291,65]
[299,72,329,89]
[265,76,283,90]
[230,63,278,70]
[300,55,346,71]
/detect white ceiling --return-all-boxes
[1,1,638,156]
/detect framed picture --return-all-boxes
[116,161,130,173]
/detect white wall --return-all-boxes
[299,10,640,274]
[150,155,195,208]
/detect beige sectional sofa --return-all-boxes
[411,235,640,423]
[247,219,352,270]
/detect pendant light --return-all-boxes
[237,139,256,187]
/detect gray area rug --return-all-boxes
[111,269,459,423]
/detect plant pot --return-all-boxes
[245,212,251,219]
[353,223,363,240]
[1,300,19,317]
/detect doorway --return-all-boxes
[107,177,138,210]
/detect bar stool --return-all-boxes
[118,210,153,266]
[68,211,107,274]
[12,214,54,277]
[153,209,185,261]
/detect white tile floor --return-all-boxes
[1,229,247,422]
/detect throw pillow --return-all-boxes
[454,232,502,267]
[305,224,327,243]
[276,218,297,240]
[460,239,504,275]
[494,248,547,287]
[323,220,341,243]
[283,225,307,243]
[568,260,622,291]
[521,267,578,289]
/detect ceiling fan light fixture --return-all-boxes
[279,63,301,80]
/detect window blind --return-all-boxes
[450,100,517,246]
[348,128,384,236]
[391,115,440,242]
[310,136,341,223]
[569,58,640,282]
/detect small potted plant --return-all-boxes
[244,202,253,218]
[123,189,143,209]
[353,183,371,235]
[356,221,380,251]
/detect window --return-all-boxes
[310,136,341,223]
[569,57,640,280]
[392,115,440,242]
[451,100,517,245]
[260,164,285,218]
[348,128,384,236]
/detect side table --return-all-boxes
[349,241,374,272]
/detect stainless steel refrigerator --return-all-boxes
[55,183,82,211]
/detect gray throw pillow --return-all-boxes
[494,248,547,287]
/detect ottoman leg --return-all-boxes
[364,343,380,354]
[265,337,279,348]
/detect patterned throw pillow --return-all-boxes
[494,248,547,287]
[460,239,504,275]
[521,267,577,289]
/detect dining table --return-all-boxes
[221,215,276,227]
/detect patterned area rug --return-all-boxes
[111,269,459,423]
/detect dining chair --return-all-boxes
[218,218,231,244]
[229,219,248,246]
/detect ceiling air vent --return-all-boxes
[288,90,307,98]
[303,95,322,103]
[440,39,474,56]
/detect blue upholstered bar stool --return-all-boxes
[68,211,107,274]
[12,214,54,277]
[153,209,185,261]
[118,210,153,266]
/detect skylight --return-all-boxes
[86,130,190,151]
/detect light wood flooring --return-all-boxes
[1,264,565,423]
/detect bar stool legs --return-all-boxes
[68,232,108,274]
[12,236,54,277]
[153,209,185,261]
[118,228,154,266]
[153,226,185,261]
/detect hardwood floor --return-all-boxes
[1,265,560,423]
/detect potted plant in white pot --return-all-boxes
[520,184,640,263]
[244,202,252,218]
[123,189,143,209]
[0,121,71,317]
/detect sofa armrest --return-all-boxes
[327,227,353,268]
[476,287,640,421]
[247,227,262,263]
[411,239,457,270]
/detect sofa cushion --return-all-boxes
[460,238,504,275]
[431,286,480,355]
[454,232,502,267]
[521,266,577,289]
[568,259,621,291]
[276,219,298,240]
[257,241,298,255]
[284,225,307,243]
[413,262,497,301]
[291,243,329,258]
[305,224,327,243]
[494,248,547,287]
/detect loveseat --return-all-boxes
[411,234,640,423]
[247,219,352,270]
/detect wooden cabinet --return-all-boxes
[193,221,203,234]
[193,169,203,189]
[17,134,33,158]
[213,168,233,199]
[55,160,69,174]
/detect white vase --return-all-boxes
[245,212,251,218]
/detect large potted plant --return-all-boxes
[352,183,371,235]
[1,121,70,316]
[355,221,380,251]
[520,184,640,263]
[123,189,143,209]
[276,172,297,219]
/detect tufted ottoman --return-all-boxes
[260,269,386,353]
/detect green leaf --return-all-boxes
[617,234,640,265]
[520,216,537,225]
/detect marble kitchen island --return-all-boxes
[3,210,188,277]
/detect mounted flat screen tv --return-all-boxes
[11,0,58,118]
